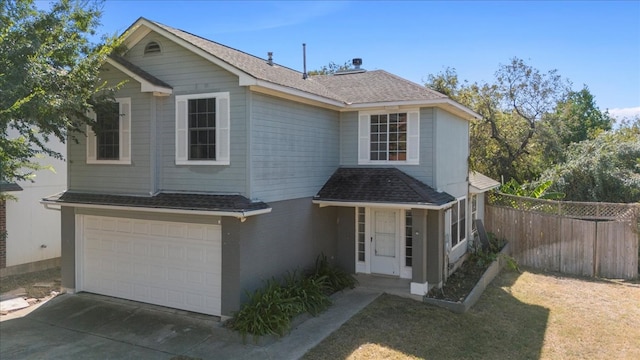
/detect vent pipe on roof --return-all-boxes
[352,58,362,70]
[267,52,273,66]
[302,43,308,80]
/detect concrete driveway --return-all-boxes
[0,289,379,360]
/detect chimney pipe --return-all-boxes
[267,52,273,66]
[302,43,308,79]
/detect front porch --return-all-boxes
[354,274,428,302]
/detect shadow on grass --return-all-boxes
[303,271,550,360]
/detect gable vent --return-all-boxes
[144,41,162,55]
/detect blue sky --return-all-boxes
[41,0,640,119]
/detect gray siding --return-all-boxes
[222,197,338,314]
[67,65,152,194]
[125,32,248,195]
[339,108,436,187]
[335,207,356,273]
[434,108,469,197]
[60,207,76,291]
[250,93,340,202]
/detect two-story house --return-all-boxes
[42,18,498,318]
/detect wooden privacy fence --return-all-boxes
[485,193,639,279]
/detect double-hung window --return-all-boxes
[358,110,419,165]
[86,97,131,164]
[175,92,230,165]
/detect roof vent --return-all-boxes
[267,52,273,66]
[334,58,366,75]
[144,41,161,55]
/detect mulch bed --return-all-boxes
[426,256,490,302]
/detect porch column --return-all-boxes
[60,206,76,292]
[410,209,428,295]
[426,209,445,288]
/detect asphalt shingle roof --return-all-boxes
[147,19,449,105]
[469,171,501,192]
[43,191,269,213]
[315,167,455,206]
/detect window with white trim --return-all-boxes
[358,110,420,165]
[175,92,230,165]
[471,194,478,236]
[86,97,131,165]
[451,197,466,248]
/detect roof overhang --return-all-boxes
[40,198,271,221]
[469,171,501,194]
[312,199,455,210]
[343,98,481,121]
[248,83,344,110]
[105,57,172,96]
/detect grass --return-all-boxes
[303,269,640,360]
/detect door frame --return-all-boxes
[355,207,412,279]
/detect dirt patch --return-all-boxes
[0,267,62,315]
[425,256,490,302]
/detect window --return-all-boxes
[405,210,413,267]
[471,194,478,236]
[175,92,230,165]
[86,98,131,164]
[451,198,466,248]
[357,207,365,262]
[358,110,419,164]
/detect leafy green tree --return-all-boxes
[539,120,640,203]
[548,86,613,146]
[1,0,117,184]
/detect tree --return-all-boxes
[539,120,640,203]
[1,0,117,184]
[427,58,568,182]
[547,86,613,146]
[307,60,352,76]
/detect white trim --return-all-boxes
[448,196,468,262]
[410,281,429,295]
[313,199,455,210]
[400,209,413,279]
[345,99,480,121]
[75,214,84,293]
[357,109,420,165]
[105,57,172,95]
[87,97,132,165]
[175,92,231,165]
[41,199,271,219]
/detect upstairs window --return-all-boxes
[358,110,419,165]
[87,98,131,165]
[175,92,230,165]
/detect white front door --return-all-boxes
[370,209,400,276]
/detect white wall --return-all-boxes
[5,132,66,267]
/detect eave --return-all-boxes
[312,199,455,210]
[105,57,172,96]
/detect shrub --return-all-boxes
[308,253,358,294]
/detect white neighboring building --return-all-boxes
[0,132,66,276]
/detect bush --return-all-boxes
[228,255,353,342]
[308,253,358,294]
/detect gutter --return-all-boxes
[40,199,272,222]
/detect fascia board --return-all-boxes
[312,199,454,210]
[41,199,272,219]
[105,58,172,95]
[343,99,480,121]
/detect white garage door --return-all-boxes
[78,215,222,316]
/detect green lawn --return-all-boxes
[303,269,640,360]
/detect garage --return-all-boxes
[76,215,222,316]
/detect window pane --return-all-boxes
[188,97,217,160]
[96,102,120,160]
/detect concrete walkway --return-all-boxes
[0,288,381,360]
